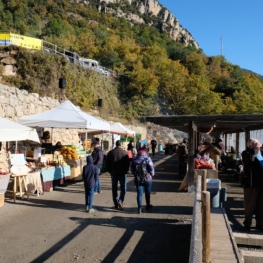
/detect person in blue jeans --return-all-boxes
[82,155,98,213]
[91,140,104,193]
[106,140,130,211]
[130,147,155,214]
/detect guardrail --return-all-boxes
[189,173,211,263]
[42,40,118,78]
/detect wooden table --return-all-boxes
[26,172,43,196]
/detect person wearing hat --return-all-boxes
[91,140,104,194]
[105,140,130,211]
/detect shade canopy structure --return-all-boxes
[18,100,110,130]
[0,116,40,142]
[80,122,136,137]
[146,114,263,134]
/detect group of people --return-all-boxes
[82,139,155,214]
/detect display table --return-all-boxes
[26,172,43,196]
[41,165,71,191]
[64,158,86,181]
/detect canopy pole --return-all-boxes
[51,128,53,144]
[15,141,18,152]
[85,130,87,159]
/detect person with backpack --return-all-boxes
[91,140,104,194]
[130,148,155,214]
[150,138,157,158]
[82,155,99,213]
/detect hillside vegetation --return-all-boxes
[1,0,263,119]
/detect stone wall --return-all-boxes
[0,83,147,168]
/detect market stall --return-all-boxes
[18,100,110,183]
[0,117,40,206]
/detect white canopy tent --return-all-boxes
[18,100,110,130]
[0,116,40,142]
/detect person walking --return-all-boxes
[242,138,263,232]
[150,138,157,158]
[91,141,104,194]
[176,138,188,178]
[130,148,155,214]
[82,155,98,213]
[106,140,130,211]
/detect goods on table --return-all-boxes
[194,159,215,169]
[0,169,9,175]
[60,146,78,160]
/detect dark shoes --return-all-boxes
[118,201,123,211]
[244,225,251,232]
[138,207,142,214]
[256,225,263,231]
[146,204,153,211]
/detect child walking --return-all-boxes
[82,155,98,213]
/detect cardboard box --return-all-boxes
[0,194,5,207]
[70,166,82,181]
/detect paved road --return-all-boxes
[0,152,193,263]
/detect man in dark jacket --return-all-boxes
[242,139,263,231]
[82,155,98,213]
[91,141,104,194]
[106,140,130,211]
[150,138,157,158]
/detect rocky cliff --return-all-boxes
[96,0,199,48]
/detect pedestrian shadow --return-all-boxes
[30,216,191,263]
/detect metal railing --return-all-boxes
[42,40,118,78]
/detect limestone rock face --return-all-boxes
[97,0,199,48]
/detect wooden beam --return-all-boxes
[240,250,263,263]
[233,232,263,246]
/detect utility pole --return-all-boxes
[220,36,224,56]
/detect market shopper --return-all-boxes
[105,140,130,211]
[130,148,155,214]
[177,138,188,178]
[91,141,104,194]
[242,138,263,232]
[150,138,157,158]
[82,155,98,213]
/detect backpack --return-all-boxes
[135,158,148,183]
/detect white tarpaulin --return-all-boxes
[110,122,136,137]
[0,117,40,142]
[80,122,136,137]
[18,100,110,130]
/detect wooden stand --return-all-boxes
[0,194,4,207]
[12,174,29,202]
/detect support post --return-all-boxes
[202,191,211,263]
[201,170,207,192]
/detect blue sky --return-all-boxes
[159,1,263,75]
